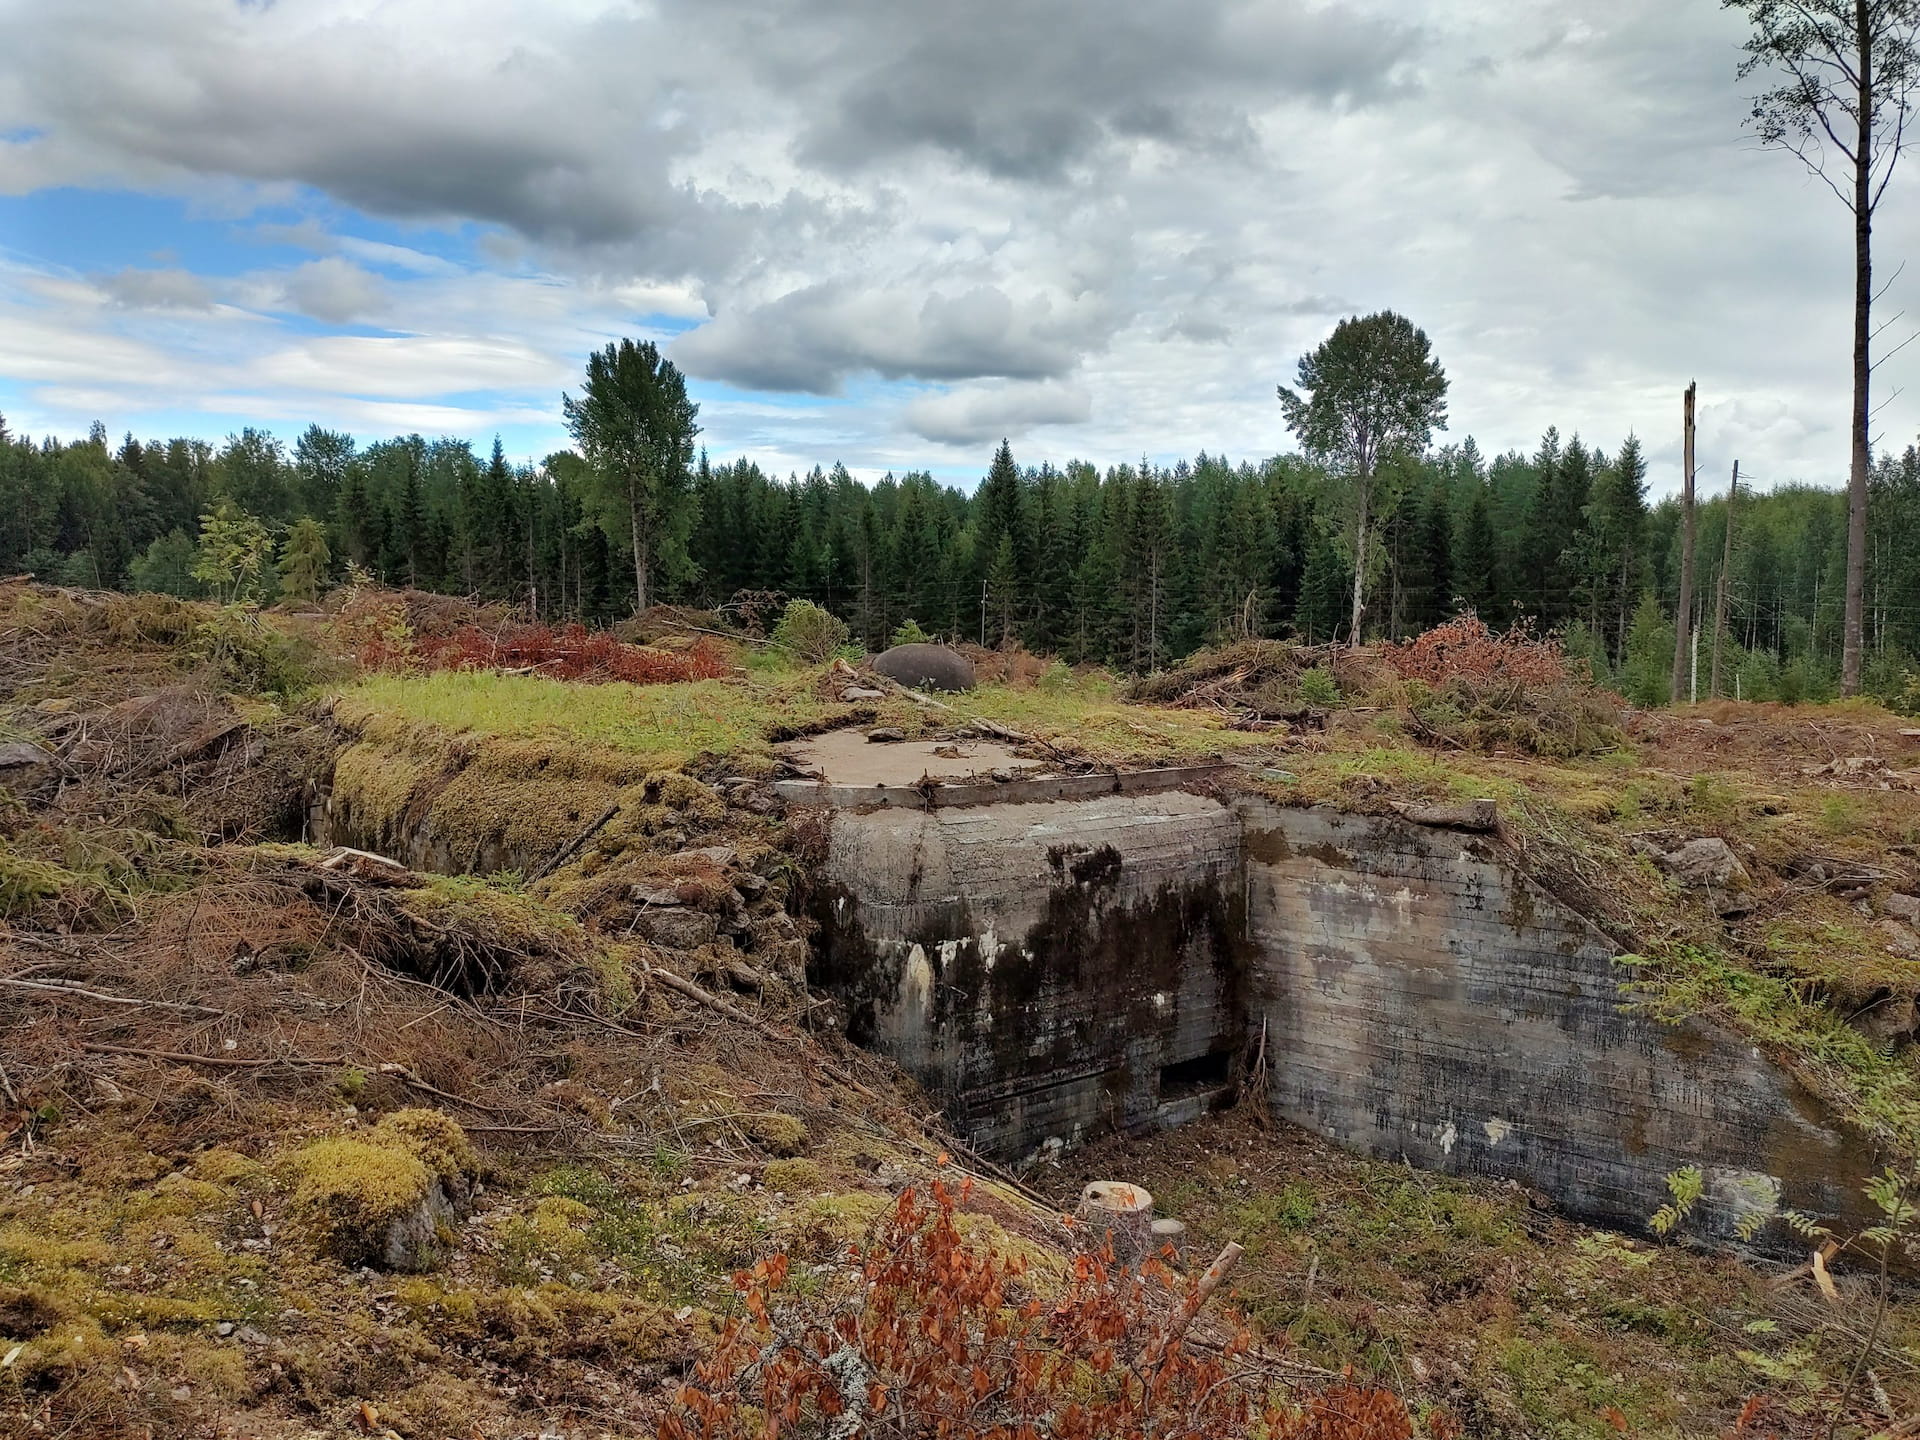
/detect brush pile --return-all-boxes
[1380,617,1626,759]
[1129,619,1626,758]
[332,584,737,684]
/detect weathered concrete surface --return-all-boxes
[1237,800,1877,1242]
[808,782,1878,1246]
[810,792,1248,1158]
[783,732,1039,788]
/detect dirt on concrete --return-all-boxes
[782,729,1048,787]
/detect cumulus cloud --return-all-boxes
[904,380,1093,446]
[673,282,1111,393]
[94,266,214,310]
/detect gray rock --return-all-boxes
[634,907,719,950]
[866,728,907,744]
[685,845,738,867]
[0,741,54,770]
[841,686,886,701]
[1852,987,1918,1042]
[873,643,976,693]
[1876,919,1920,961]
[382,1180,463,1273]
[1886,893,1920,925]
[1658,838,1752,893]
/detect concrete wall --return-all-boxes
[1237,801,1877,1242]
[808,786,1876,1245]
[810,792,1249,1158]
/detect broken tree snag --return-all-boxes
[1137,1240,1245,1369]
[316,848,419,886]
[1075,1180,1154,1267]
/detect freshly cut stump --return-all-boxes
[1077,1180,1154,1267]
[1149,1217,1188,1264]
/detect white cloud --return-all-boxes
[903,380,1093,447]
[0,0,1913,490]
[277,257,386,324]
[94,266,214,310]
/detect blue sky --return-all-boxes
[0,0,1914,495]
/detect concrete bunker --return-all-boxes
[789,740,1880,1247]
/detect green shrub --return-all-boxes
[771,601,851,663]
[1297,667,1339,706]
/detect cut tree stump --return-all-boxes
[1149,1217,1188,1262]
[1076,1180,1154,1267]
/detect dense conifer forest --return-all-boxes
[5,408,1920,709]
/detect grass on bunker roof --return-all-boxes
[330,664,1292,772]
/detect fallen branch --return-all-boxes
[1137,1241,1244,1369]
[529,804,622,882]
[81,1043,340,1069]
[0,976,225,1017]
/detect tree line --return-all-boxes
[4,399,1920,708]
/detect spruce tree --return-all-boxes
[277,516,333,603]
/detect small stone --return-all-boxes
[841,686,885,701]
[237,1326,270,1346]
[1852,986,1918,1041]
[215,1321,234,1338]
[1875,920,1920,961]
[1885,893,1920,925]
[866,728,907,744]
[685,845,738,867]
[1657,837,1752,894]
[0,741,54,770]
[633,907,719,950]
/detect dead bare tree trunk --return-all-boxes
[1845,49,1875,696]
[1348,482,1369,645]
[1671,383,1699,705]
[629,471,650,615]
[1711,460,1739,699]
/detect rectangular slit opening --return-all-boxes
[1159,1049,1233,1100]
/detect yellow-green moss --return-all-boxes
[278,1109,475,1265]
[745,1112,809,1157]
[799,1191,890,1241]
[426,767,632,866]
[762,1158,823,1192]
[189,1148,267,1188]
[375,1107,478,1183]
[400,877,584,961]
[282,1138,433,1259]
[331,742,444,842]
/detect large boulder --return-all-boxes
[873,643,976,693]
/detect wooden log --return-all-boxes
[1137,1240,1245,1368]
[1075,1180,1154,1267]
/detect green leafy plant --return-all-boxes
[1648,1166,1703,1238]
[771,599,851,663]
[1297,667,1340,706]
